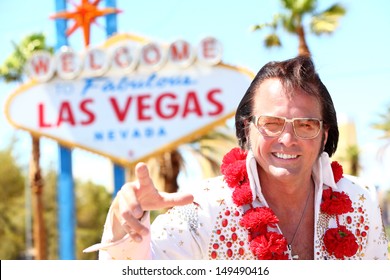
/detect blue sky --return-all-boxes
[1,0,390,190]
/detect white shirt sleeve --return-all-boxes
[83,205,152,260]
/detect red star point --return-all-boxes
[50,0,122,46]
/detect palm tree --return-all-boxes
[183,126,237,178]
[146,125,237,194]
[345,145,360,176]
[0,33,53,260]
[372,105,390,159]
[251,0,346,56]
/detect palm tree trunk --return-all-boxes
[159,150,181,193]
[297,25,311,57]
[29,135,46,259]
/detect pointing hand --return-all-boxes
[112,162,194,242]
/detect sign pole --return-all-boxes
[54,0,75,260]
[105,0,118,37]
[57,146,75,260]
[105,0,125,196]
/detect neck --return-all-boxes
[260,175,315,260]
[259,170,314,212]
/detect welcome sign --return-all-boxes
[5,34,254,165]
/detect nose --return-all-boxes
[277,122,297,145]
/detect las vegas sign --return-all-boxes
[5,34,254,166]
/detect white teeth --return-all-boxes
[274,153,298,159]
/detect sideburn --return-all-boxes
[318,131,327,157]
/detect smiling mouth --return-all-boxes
[273,153,299,159]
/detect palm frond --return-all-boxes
[372,105,390,159]
[0,32,53,83]
[281,13,299,33]
[251,23,268,32]
[251,13,282,32]
[310,4,346,35]
[372,107,390,138]
[182,125,237,178]
[264,33,282,47]
[282,0,317,14]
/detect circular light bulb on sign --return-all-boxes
[197,37,223,66]
[25,51,56,83]
[55,46,83,80]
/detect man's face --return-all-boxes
[248,78,328,184]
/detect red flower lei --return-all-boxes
[321,162,358,259]
[220,147,358,260]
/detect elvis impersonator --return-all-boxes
[84,56,389,260]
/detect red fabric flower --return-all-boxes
[249,232,289,260]
[221,147,247,164]
[222,160,248,188]
[221,148,248,188]
[232,182,253,206]
[240,207,279,233]
[321,188,353,215]
[323,225,359,259]
[331,161,343,183]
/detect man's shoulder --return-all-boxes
[336,174,379,204]
[185,176,234,206]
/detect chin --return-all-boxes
[269,166,298,178]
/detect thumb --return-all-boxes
[135,162,194,209]
[159,192,194,209]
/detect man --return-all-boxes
[84,56,388,260]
